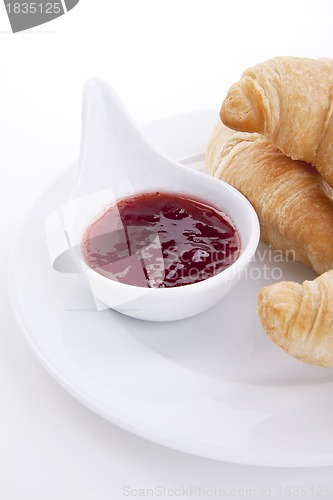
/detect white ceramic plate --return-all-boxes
[9,109,333,467]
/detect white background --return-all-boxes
[1,1,333,498]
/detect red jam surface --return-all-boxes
[82,192,240,288]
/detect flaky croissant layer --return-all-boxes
[221,56,333,187]
[257,271,333,367]
[207,121,333,275]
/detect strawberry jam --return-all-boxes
[82,192,240,288]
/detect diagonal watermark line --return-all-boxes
[59,0,67,13]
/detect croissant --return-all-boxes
[257,270,333,367]
[220,56,333,187]
[206,121,333,275]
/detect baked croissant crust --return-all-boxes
[257,270,333,367]
[206,121,333,275]
[220,56,333,187]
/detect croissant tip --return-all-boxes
[220,82,262,133]
[257,283,299,347]
[257,280,333,367]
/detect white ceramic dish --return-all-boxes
[9,109,333,467]
[46,80,259,321]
